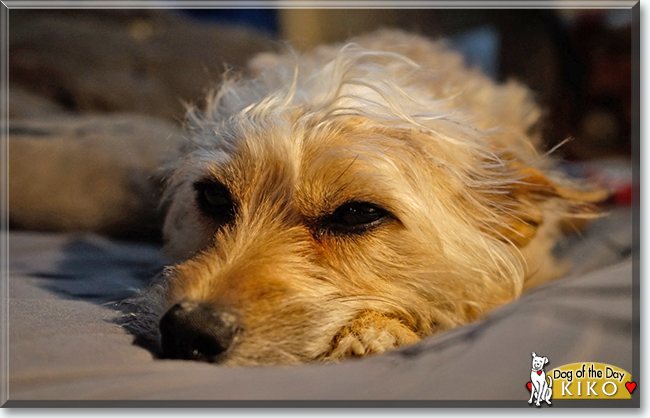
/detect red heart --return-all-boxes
[625,382,636,394]
[537,371,542,375]
[527,382,532,391]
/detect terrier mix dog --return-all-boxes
[120,30,603,366]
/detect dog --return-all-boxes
[128,30,604,366]
[16,30,603,366]
[529,352,553,406]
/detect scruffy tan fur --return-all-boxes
[142,30,603,366]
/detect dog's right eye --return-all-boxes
[193,181,236,224]
[320,201,391,235]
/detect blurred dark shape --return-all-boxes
[8,114,184,241]
[422,9,631,160]
[562,11,632,160]
[178,9,278,35]
[10,10,276,121]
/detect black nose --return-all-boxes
[159,302,241,362]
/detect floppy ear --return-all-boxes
[484,155,607,248]
[544,357,549,364]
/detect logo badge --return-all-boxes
[526,356,635,403]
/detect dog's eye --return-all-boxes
[193,180,236,223]
[324,201,390,234]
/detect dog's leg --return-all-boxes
[528,381,536,404]
[531,381,543,406]
[325,311,420,360]
[545,383,553,405]
[530,381,542,405]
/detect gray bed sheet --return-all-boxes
[6,208,635,405]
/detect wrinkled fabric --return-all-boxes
[7,209,634,402]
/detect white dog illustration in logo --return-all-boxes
[528,352,553,406]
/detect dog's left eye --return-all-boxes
[323,201,390,234]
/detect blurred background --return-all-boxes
[8,8,634,235]
[10,8,633,158]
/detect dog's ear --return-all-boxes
[532,352,536,358]
[544,357,549,364]
[484,155,607,248]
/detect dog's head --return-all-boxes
[152,32,603,365]
[531,352,549,371]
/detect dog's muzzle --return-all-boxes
[159,301,241,362]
